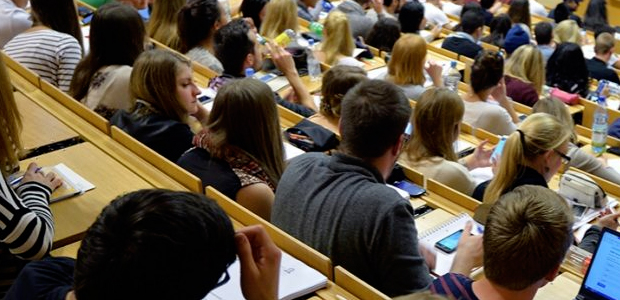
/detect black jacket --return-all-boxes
[586,57,620,84]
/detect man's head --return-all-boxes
[384,0,406,14]
[214,19,262,76]
[460,10,485,38]
[564,0,579,11]
[534,22,553,46]
[484,185,573,291]
[74,189,237,300]
[594,32,615,61]
[339,80,411,160]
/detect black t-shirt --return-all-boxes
[177,147,242,200]
[5,257,74,300]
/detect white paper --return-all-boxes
[283,142,305,161]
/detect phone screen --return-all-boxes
[572,203,588,219]
[393,180,425,197]
[491,136,507,163]
[435,230,463,254]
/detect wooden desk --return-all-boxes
[20,142,153,248]
[427,52,466,71]
[534,272,581,300]
[15,91,79,151]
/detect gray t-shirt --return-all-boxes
[186,47,224,75]
[272,152,432,297]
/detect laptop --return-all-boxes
[575,228,620,300]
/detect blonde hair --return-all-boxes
[405,88,464,163]
[504,45,545,94]
[0,56,22,176]
[553,19,581,45]
[532,97,577,143]
[387,34,427,86]
[321,11,355,66]
[259,0,298,39]
[147,0,185,50]
[482,113,571,204]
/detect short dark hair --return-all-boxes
[215,19,255,76]
[480,0,494,9]
[340,80,411,159]
[553,2,570,23]
[471,50,504,94]
[534,22,553,45]
[74,189,237,300]
[178,0,223,53]
[366,18,402,52]
[461,10,485,34]
[383,0,393,8]
[240,0,269,29]
[399,1,425,34]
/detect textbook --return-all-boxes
[205,251,328,300]
[12,163,95,202]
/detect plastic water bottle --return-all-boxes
[308,22,324,37]
[307,39,321,81]
[443,61,461,92]
[592,95,608,156]
[273,29,296,47]
[321,0,334,12]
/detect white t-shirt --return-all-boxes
[442,2,462,17]
[337,56,365,68]
[529,0,548,17]
[463,100,517,135]
[0,0,32,47]
[424,2,449,27]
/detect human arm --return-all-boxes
[236,183,275,222]
[450,222,483,276]
[568,145,620,185]
[425,61,443,88]
[488,0,502,14]
[235,225,282,300]
[57,37,83,92]
[462,140,493,170]
[491,78,520,125]
[578,211,620,253]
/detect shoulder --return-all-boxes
[5,257,74,300]
[431,273,477,299]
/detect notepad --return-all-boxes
[44,163,95,202]
[205,251,328,300]
[418,213,482,276]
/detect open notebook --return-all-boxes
[205,251,328,300]
[12,163,95,202]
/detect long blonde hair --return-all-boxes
[147,0,185,50]
[405,88,464,163]
[387,34,427,86]
[554,19,581,45]
[504,45,545,94]
[321,11,355,65]
[532,97,578,143]
[259,0,298,39]
[0,56,23,176]
[483,113,571,204]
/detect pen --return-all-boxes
[9,167,42,186]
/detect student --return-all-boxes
[479,0,500,25]
[178,0,227,75]
[209,19,317,116]
[432,185,573,300]
[297,0,319,22]
[366,0,403,22]
[554,19,581,45]
[423,0,450,29]
[480,14,511,49]
[3,0,83,92]
[5,189,282,300]
[366,18,401,53]
[534,22,555,64]
[272,80,482,297]
[462,51,519,135]
[240,0,269,29]
[260,0,298,39]
[110,50,208,162]
[318,11,363,68]
[336,0,384,39]
[0,0,31,47]
[584,0,607,32]
[503,25,531,56]
[69,3,145,119]
[383,34,443,100]
[400,88,492,196]
[399,1,441,43]
[147,0,184,50]
[473,113,572,204]
[548,0,582,27]
[546,42,589,97]
[532,97,620,185]
[504,45,544,106]
[508,0,531,38]
[307,65,367,133]
[586,32,620,84]
[442,11,484,59]
[178,79,285,221]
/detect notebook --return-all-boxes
[417,213,483,275]
[575,228,620,300]
[12,163,95,202]
[205,251,328,300]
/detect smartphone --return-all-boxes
[490,136,507,163]
[572,202,588,219]
[404,122,413,142]
[435,230,463,254]
[82,13,93,25]
[607,146,620,156]
[77,6,93,17]
[413,205,433,218]
[258,73,278,83]
[393,180,426,198]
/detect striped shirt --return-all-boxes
[431,273,479,300]
[3,29,82,92]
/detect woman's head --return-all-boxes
[584,0,607,31]
[178,0,225,53]
[0,56,22,176]
[504,45,544,94]
[366,18,401,53]
[147,0,186,50]
[405,88,464,163]
[320,65,368,119]
[553,19,581,45]
[130,50,200,121]
[70,3,145,100]
[532,97,577,143]
[322,11,354,65]
[470,50,504,95]
[208,78,284,186]
[30,0,83,50]
[545,42,589,97]
[240,0,269,30]
[399,1,425,34]
[259,0,298,39]
[483,113,572,204]
[388,34,427,86]
[508,0,531,28]
[481,14,511,47]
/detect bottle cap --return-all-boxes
[244,68,255,77]
[308,38,315,46]
[450,61,457,68]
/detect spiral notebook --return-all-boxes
[418,213,483,275]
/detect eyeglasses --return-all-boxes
[554,149,571,165]
[214,269,230,288]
